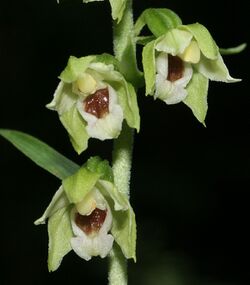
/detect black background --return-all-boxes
[0,0,249,284]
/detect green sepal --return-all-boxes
[86,156,114,183]
[59,55,96,83]
[60,106,89,154]
[97,180,136,260]
[111,204,136,261]
[95,53,120,71]
[112,81,140,132]
[0,129,79,180]
[48,205,73,272]
[184,71,209,124]
[34,186,69,225]
[63,166,101,204]
[142,40,157,95]
[134,8,182,37]
[46,82,77,115]
[220,43,247,55]
[181,23,219,60]
[196,54,241,82]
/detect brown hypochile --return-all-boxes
[167,55,184,82]
[84,88,109,118]
[75,208,107,236]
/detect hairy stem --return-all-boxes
[109,0,136,284]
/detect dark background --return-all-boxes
[0,0,249,284]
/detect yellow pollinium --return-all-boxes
[76,192,97,216]
[180,40,200,64]
[76,73,97,94]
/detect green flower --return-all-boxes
[47,55,140,154]
[142,23,240,123]
[35,157,136,271]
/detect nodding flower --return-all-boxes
[35,157,136,272]
[47,55,140,154]
[143,23,240,123]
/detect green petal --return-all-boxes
[109,0,126,22]
[142,40,157,95]
[59,56,96,83]
[97,180,128,211]
[60,106,89,154]
[34,186,69,225]
[155,29,193,55]
[86,156,114,183]
[184,71,209,124]
[220,43,247,55]
[196,54,241,82]
[62,166,101,204]
[181,23,219,60]
[48,206,73,272]
[111,205,136,261]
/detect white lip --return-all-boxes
[155,52,193,104]
[70,189,114,260]
[76,85,123,140]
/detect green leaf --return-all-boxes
[181,23,219,60]
[60,106,89,154]
[111,205,136,261]
[63,166,101,204]
[142,40,156,95]
[134,8,182,37]
[48,206,73,272]
[184,71,209,124]
[220,43,247,55]
[0,129,79,179]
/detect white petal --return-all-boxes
[76,85,123,140]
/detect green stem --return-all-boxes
[109,0,136,284]
[113,0,142,88]
[109,124,134,285]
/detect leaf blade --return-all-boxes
[0,129,79,179]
